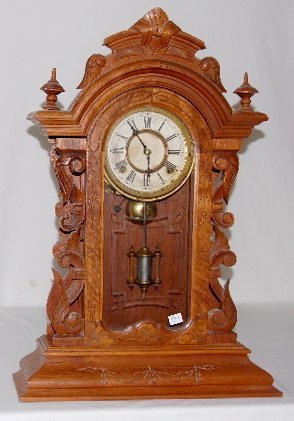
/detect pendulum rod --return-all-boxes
[143,201,147,247]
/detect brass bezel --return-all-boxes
[104,106,195,201]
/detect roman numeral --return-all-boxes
[166,133,178,142]
[126,170,136,183]
[127,119,138,133]
[115,159,127,172]
[168,149,180,155]
[157,172,165,184]
[111,147,124,154]
[115,133,128,140]
[158,119,166,132]
[144,116,152,129]
[144,173,151,187]
[164,161,177,173]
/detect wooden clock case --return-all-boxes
[14,8,282,400]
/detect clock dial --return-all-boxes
[105,107,194,201]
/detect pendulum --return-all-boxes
[126,201,162,300]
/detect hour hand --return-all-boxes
[144,155,151,186]
[144,171,151,187]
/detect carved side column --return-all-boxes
[208,150,239,343]
[46,138,86,346]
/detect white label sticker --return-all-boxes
[168,312,183,326]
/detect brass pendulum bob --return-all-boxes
[136,244,155,301]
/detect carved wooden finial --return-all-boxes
[41,68,65,110]
[234,72,258,111]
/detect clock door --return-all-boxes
[102,174,193,330]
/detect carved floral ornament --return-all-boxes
[131,7,181,53]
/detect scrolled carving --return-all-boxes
[212,211,234,229]
[212,151,238,231]
[51,148,72,202]
[212,184,234,229]
[53,232,83,268]
[208,280,237,333]
[208,226,237,334]
[131,7,180,53]
[213,152,239,203]
[210,226,237,271]
[209,149,239,336]
[47,268,84,335]
[200,57,226,92]
[52,148,85,233]
[46,144,86,339]
[210,150,239,338]
[77,54,106,89]
[47,231,85,336]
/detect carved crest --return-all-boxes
[78,8,208,89]
[131,8,180,53]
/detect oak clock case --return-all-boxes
[14,8,282,401]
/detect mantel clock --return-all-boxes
[14,8,282,400]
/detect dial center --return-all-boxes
[126,130,167,173]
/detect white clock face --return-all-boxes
[104,107,194,201]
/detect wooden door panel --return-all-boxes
[102,176,193,330]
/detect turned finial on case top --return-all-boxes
[41,68,65,110]
[234,72,258,111]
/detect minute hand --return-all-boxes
[127,121,148,150]
[134,131,147,151]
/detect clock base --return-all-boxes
[13,335,282,401]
